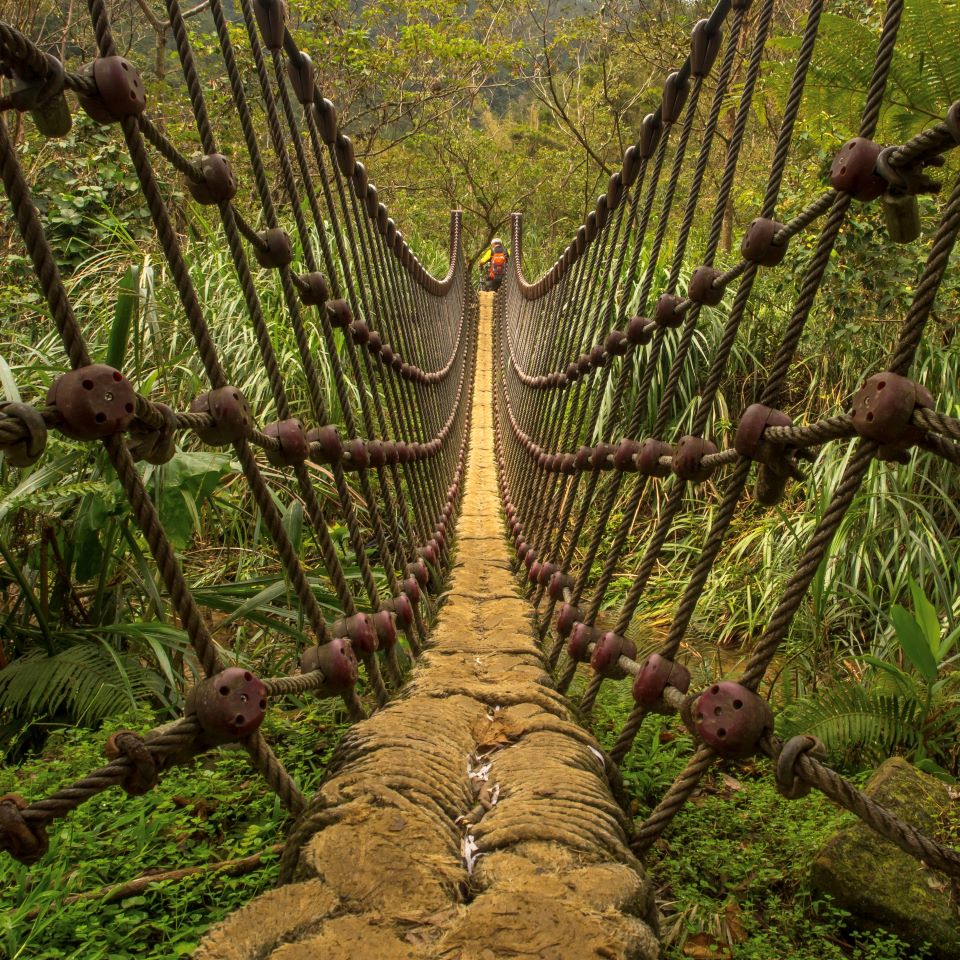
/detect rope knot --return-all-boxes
[0,401,47,467]
[774,734,825,799]
[0,793,48,865]
[105,730,159,796]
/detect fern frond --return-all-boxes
[0,641,166,734]
[778,683,921,765]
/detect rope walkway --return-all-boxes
[0,0,958,952]
[195,294,659,959]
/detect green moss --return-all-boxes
[810,759,960,959]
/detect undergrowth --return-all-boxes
[585,679,930,960]
[0,700,351,960]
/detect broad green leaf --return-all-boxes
[157,452,232,548]
[890,604,938,682]
[0,352,20,403]
[283,500,304,555]
[858,654,913,694]
[908,579,941,658]
[105,265,139,370]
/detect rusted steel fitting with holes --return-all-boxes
[383,593,414,629]
[589,442,616,470]
[331,613,378,654]
[353,160,370,197]
[372,610,397,650]
[829,137,885,201]
[314,98,338,144]
[0,402,47,467]
[661,72,689,124]
[190,386,252,445]
[639,113,661,159]
[263,419,309,467]
[403,575,423,604]
[613,438,642,471]
[300,639,358,697]
[741,218,788,267]
[342,437,369,469]
[655,293,684,328]
[633,653,691,712]
[77,57,146,124]
[47,365,136,440]
[349,319,370,345]
[590,631,637,679]
[406,559,429,587]
[556,603,583,637]
[365,184,379,218]
[335,134,356,177]
[297,272,329,307]
[636,438,672,477]
[734,403,793,464]
[366,439,387,468]
[672,435,718,482]
[595,195,608,229]
[188,668,267,744]
[306,424,343,463]
[688,266,724,306]
[606,172,624,210]
[690,19,723,78]
[606,329,630,356]
[535,561,558,587]
[186,154,237,205]
[691,681,773,759]
[851,371,933,459]
[253,0,286,49]
[567,622,599,662]
[569,445,590,471]
[626,315,655,345]
[548,570,574,601]
[127,401,177,465]
[286,51,314,105]
[622,144,641,186]
[253,228,293,269]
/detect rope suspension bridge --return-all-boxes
[0,0,958,954]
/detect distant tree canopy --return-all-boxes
[2,0,958,272]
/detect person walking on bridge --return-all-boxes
[478,236,509,292]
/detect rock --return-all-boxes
[810,757,960,959]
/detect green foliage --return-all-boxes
[651,770,927,960]
[780,581,960,777]
[0,702,350,959]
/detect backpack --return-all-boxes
[490,250,507,280]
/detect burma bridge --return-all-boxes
[0,0,958,955]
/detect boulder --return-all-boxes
[811,757,960,959]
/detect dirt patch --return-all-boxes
[196,293,659,960]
